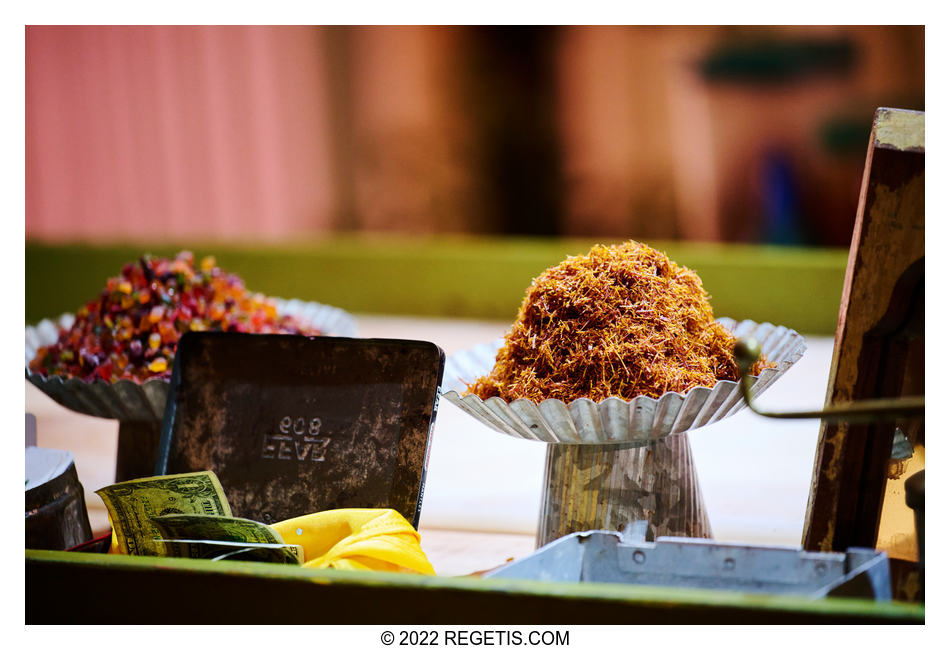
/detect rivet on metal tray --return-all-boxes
[633,550,646,564]
[723,558,736,571]
[815,562,827,577]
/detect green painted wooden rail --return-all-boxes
[25,550,923,624]
[25,236,847,335]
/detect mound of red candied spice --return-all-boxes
[29,251,321,383]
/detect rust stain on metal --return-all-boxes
[822,426,847,483]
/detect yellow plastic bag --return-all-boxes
[272,508,436,575]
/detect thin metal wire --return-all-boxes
[734,339,924,423]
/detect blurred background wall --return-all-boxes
[25,25,924,247]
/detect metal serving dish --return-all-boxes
[441,318,805,445]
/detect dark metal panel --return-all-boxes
[156,333,444,528]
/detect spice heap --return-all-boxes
[469,241,772,402]
[29,251,320,383]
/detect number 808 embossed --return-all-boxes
[261,415,330,462]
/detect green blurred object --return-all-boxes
[25,235,847,335]
[700,37,856,84]
[819,115,873,157]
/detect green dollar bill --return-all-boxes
[95,471,231,557]
[160,539,303,564]
[151,514,302,564]
[150,513,284,546]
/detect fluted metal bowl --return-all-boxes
[25,297,358,423]
[441,318,806,446]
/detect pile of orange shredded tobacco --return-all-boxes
[468,241,773,402]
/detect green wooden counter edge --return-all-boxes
[25,235,848,335]
[26,550,923,624]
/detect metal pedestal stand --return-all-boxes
[537,433,711,548]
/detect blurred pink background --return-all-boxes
[26,25,924,246]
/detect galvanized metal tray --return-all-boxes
[486,526,893,601]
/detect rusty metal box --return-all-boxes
[155,332,444,527]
